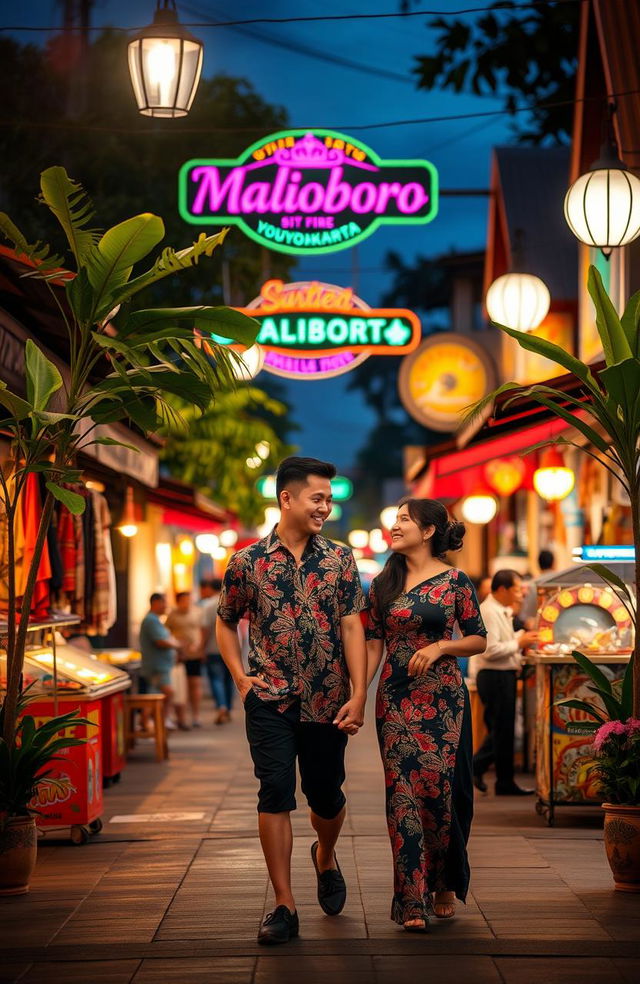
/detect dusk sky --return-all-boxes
[4,1,518,470]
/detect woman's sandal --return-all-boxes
[433,893,456,919]
[403,918,429,932]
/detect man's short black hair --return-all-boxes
[200,577,222,592]
[491,569,521,593]
[275,456,336,503]
[538,549,555,571]
[150,592,165,605]
[175,591,191,602]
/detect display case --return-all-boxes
[530,566,634,825]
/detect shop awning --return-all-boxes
[415,416,569,499]
[148,476,234,529]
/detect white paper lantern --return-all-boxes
[128,1,204,118]
[461,493,498,525]
[564,148,640,256]
[486,272,551,332]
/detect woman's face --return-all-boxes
[390,503,434,554]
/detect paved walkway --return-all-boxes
[1,699,639,983]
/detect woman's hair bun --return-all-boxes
[447,520,465,552]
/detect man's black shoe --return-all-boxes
[473,773,487,793]
[495,783,535,796]
[311,840,347,915]
[257,905,299,945]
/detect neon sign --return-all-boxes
[179,129,438,255]
[214,279,421,380]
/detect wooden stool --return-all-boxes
[124,694,169,762]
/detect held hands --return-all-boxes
[333,695,366,736]
[519,630,539,651]
[237,673,270,703]
[407,641,444,677]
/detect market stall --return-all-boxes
[531,565,634,825]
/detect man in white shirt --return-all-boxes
[471,570,538,796]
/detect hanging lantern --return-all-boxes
[484,457,527,498]
[117,487,138,537]
[128,1,204,118]
[564,135,640,257]
[230,345,265,381]
[486,272,550,332]
[461,491,498,525]
[533,448,575,502]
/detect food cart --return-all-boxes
[1,628,131,844]
[92,648,141,785]
[530,563,634,825]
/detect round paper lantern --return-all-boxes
[484,457,527,497]
[564,143,640,256]
[533,448,575,502]
[461,493,498,525]
[486,272,551,332]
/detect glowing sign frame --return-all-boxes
[179,128,438,255]
[215,279,422,381]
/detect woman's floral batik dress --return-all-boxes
[366,568,486,925]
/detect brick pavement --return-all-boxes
[1,699,639,983]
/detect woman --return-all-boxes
[366,498,486,931]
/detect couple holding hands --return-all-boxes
[216,456,487,943]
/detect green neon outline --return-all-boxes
[178,127,439,256]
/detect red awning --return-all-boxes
[415,416,569,500]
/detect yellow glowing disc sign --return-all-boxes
[398,333,496,432]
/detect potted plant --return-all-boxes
[0,688,91,894]
[471,264,639,885]
[0,167,257,885]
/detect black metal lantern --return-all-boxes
[128,1,203,118]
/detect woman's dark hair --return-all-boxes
[275,455,336,503]
[374,498,465,615]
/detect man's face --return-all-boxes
[503,578,524,609]
[177,594,191,612]
[280,475,333,535]
[152,596,167,615]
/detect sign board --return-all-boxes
[217,279,421,381]
[398,333,496,432]
[179,129,438,255]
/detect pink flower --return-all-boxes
[625,718,640,733]
[593,720,627,751]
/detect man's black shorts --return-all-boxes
[184,659,203,677]
[243,689,347,819]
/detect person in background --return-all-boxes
[476,575,492,604]
[519,549,556,628]
[366,499,487,932]
[471,570,538,796]
[199,577,234,725]
[166,591,204,729]
[216,456,367,946]
[139,592,179,730]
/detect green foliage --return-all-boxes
[559,649,633,734]
[469,264,640,717]
[0,685,92,820]
[592,722,640,806]
[160,387,295,525]
[407,0,580,143]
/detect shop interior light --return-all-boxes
[461,491,498,525]
[128,1,204,118]
[564,106,640,256]
[212,546,228,561]
[533,448,575,502]
[117,486,138,537]
[255,440,271,460]
[219,529,238,548]
[194,533,220,554]
[348,530,370,550]
[178,537,194,557]
[256,506,280,538]
[380,506,398,530]
[369,528,389,554]
[246,455,263,469]
[356,557,383,576]
[486,272,550,332]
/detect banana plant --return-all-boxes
[0,167,258,755]
[467,265,640,717]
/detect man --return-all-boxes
[139,593,178,729]
[199,578,234,724]
[216,456,367,945]
[471,570,538,796]
[166,591,204,729]
[519,549,556,627]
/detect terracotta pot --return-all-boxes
[602,803,640,893]
[0,815,37,896]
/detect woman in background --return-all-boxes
[366,499,486,932]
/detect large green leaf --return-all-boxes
[621,289,640,358]
[0,381,31,419]
[39,167,100,266]
[67,267,95,325]
[554,698,606,723]
[87,213,165,316]
[490,319,601,393]
[571,649,613,695]
[121,306,259,348]
[621,660,634,720]
[45,482,85,515]
[0,212,64,273]
[600,359,640,433]
[504,389,611,454]
[25,339,63,412]
[587,265,634,366]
